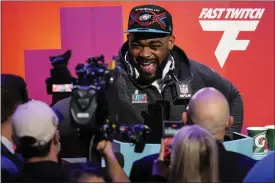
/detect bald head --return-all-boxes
[184,88,232,140]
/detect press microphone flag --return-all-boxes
[168,70,193,104]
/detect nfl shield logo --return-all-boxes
[179,84,189,94]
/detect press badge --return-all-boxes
[132,90,148,104]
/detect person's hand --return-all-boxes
[96,140,114,158]
[153,139,170,177]
[158,139,166,161]
[158,138,172,161]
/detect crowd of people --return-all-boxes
[1,4,274,183]
[2,74,274,183]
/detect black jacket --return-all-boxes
[17,161,70,183]
[1,143,24,183]
[130,141,256,183]
[109,42,243,142]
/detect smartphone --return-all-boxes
[163,120,184,138]
[52,84,73,92]
[163,121,184,162]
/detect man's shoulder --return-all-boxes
[188,59,216,76]
[53,97,71,107]
[1,156,20,182]
[130,154,158,182]
[224,150,257,167]
[132,154,158,167]
[243,152,275,182]
[52,97,71,115]
[171,46,215,76]
[1,155,18,173]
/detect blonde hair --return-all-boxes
[168,125,219,182]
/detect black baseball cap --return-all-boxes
[125,4,173,34]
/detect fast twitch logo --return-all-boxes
[199,8,265,68]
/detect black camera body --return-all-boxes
[46,50,77,95]
[70,85,99,129]
[70,55,152,154]
[70,55,111,132]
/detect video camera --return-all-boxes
[46,50,77,94]
[46,50,77,106]
[69,54,151,163]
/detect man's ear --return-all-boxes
[226,116,234,128]
[54,130,60,145]
[168,35,175,50]
[182,112,188,125]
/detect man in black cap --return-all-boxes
[111,4,243,142]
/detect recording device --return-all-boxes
[103,123,151,153]
[46,50,77,94]
[46,50,77,106]
[70,55,117,131]
[69,55,151,164]
[148,70,192,143]
[163,120,184,138]
[168,70,193,105]
[144,100,170,143]
[52,84,73,92]
[162,120,184,164]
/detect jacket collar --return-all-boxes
[1,136,15,154]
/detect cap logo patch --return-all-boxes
[129,10,167,30]
[139,14,152,21]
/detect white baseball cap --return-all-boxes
[12,100,61,147]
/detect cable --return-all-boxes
[88,135,95,162]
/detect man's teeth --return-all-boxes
[141,62,154,66]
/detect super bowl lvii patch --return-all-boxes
[132,93,147,104]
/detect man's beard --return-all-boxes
[137,61,167,85]
[137,72,158,85]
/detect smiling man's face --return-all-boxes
[128,32,175,84]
